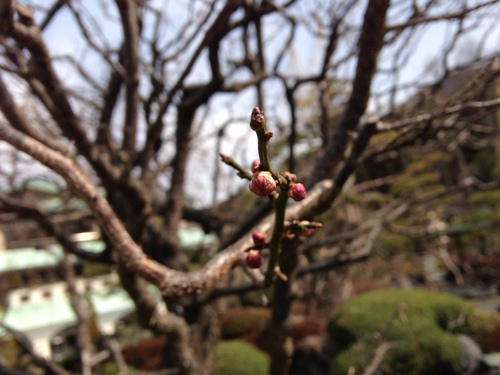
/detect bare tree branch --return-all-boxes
[0,324,71,375]
[310,0,390,185]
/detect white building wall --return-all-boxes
[32,337,52,359]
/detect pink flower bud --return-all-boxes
[306,228,315,236]
[245,250,263,269]
[252,231,267,246]
[250,107,265,131]
[288,183,307,201]
[251,159,261,173]
[249,171,276,196]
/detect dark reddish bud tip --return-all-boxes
[249,171,276,196]
[252,231,267,246]
[245,250,263,269]
[250,107,265,131]
[288,183,307,201]
[219,153,231,162]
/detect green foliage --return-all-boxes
[471,147,499,182]
[214,340,269,375]
[450,207,500,235]
[468,189,500,205]
[98,363,120,375]
[390,171,439,195]
[221,307,270,339]
[342,190,388,209]
[372,229,415,257]
[459,309,500,350]
[0,337,23,368]
[328,289,476,375]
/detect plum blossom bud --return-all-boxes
[251,159,261,173]
[288,183,307,201]
[250,107,265,131]
[245,250,263,269]
[252,231,267,246]
[249,171,276,196]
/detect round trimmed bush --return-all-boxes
[214,340,269,375]
[328,289,477,375]
[220,307,270,339]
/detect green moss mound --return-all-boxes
[214,340,269,375]
[328,289,476,375]
[221,307,270,339]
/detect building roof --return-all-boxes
[0,241,105,273]
[0,228,214,273]
[0,286,135,336]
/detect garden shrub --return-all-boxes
[214,340,269,375]
[327,289,478,375]
[460,309,500,351]
[0,337,23,368]
[220,307,270,339]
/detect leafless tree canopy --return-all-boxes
[1,0,500,374]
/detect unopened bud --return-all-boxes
[288,183,307,201]
[251,159,261,173]
[250,107,265,131]
[252,231,267,246]
[249,171,276,196]
[245,250,263,269]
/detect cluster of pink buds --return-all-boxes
[244,231,268,269]
[231,107,320,275]
[282,220,323,240]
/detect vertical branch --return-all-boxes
[285,86,297,173]
[0,324,71,375]
[254,12,266,109]
[162,102,195,256]
[263,237,301,375]
[264,188,289,286]
[115,0,140,155]
[61,253,94,375]
[310,0,390,185]
[95,45,126,153]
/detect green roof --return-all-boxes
[1,287,135,334]
[0,241,105,273]
[1,228,214,273]
[178,227,215,248]
[24,180,61,194]
[38,196,87,212]
[0,246,62,272]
